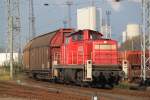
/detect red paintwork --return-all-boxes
[50,29,74,63]
[50,29,73,46]
[92,40,118,64]
[48,29,119,67]
[59,29,118,66]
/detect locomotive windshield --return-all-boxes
[89,32,102,40]
[72,32,83,41]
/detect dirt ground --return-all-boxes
[0,79,150,100]
[0,97,27,100]
[0,81,90,100]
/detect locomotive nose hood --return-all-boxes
[92,39,118,65]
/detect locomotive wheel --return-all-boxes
[76,70,83,86]
[32,73,38,79]
[58,69,65,83]
[98,72,106,88]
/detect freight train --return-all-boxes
[23,28,124,88]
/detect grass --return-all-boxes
[0,70,24,81]
[115,82,130,89]
[0,62,23,81]
[0,71,11,80]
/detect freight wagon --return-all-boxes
[120,50,150,82]
[23,28,123,87]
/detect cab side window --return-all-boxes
[77,33,83,41]
[72,32,83,41]
[65,37,69,44]
[72,35,77,41]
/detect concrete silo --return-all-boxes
[126,24,140,39]
[122,31,127,43]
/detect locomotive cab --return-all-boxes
[62,29,119,66]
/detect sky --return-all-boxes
[0,0,141,49]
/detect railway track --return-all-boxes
[0,80,89,100]
[0,77,150,100]
[17,77,150,100]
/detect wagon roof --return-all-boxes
[30,30,57,49]
[23,41,33,52]
[23,28,74,50]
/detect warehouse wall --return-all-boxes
[0,53,18,66]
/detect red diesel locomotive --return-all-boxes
[23,28,123,87]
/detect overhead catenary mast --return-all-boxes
[6,0,13,79]
[141,0,150,82]
[91,0,95,6]
[66,0,73,28]
[6,0,21,79]
[106,10,111,39]
[12,0,21,63]
[29,0,36,40]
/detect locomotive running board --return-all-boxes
[52,61,93,82]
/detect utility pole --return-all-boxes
[141,0,150,82]
[29,0,36,40]
[66,0,73,28]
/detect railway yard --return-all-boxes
[0,76,150,100]
[1,0,150,100]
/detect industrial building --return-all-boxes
[0,53,18,67]
[77,6,101,31]
[122,24,140,42]
[122,31,127,43]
